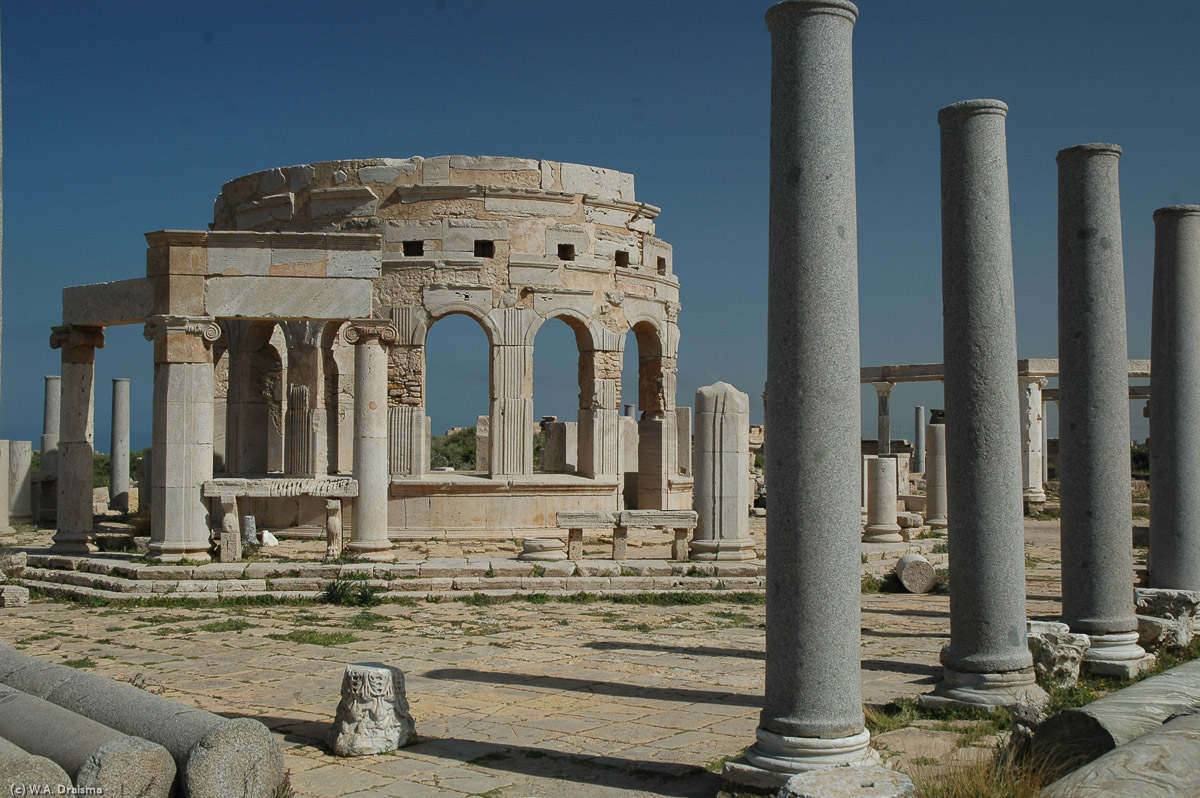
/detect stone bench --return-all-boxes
[203,477,358,560]
[555,510,698,561]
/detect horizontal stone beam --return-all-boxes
[1042,385,1152,402]
[62,278,155,326]
[859,359,1152,383]
[204,276,372,320]
[202,476,359,498]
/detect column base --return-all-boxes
[927,518,948,529]
[862,524,903,543]
[1082,631,1155,679]
[689,538,757,561]
[722,727,879,790]
[145,543,212,564]
[919,666,1047,712]
[50,532,98,555]
[344,543,395,562]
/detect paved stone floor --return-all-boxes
[0,518,1079,797]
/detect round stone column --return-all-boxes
[50,325,104,555]
[41,375,61,472]
[925,412,947,529]
[1058,143,1152,677]
[863,457,902,542]
[346,320,398,560]
[110,378,131,513]
[921,99,1045,711]
[873,382,892,455]
[691,382,756,561]
[1150,206,1200,589]
[724,1,877,788]
[913,406,926,474]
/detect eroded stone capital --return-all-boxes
[344,318,399,346]
[50,325,105,363]
[143,315,221,364]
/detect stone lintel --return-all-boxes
[63,278,155,327]
[619,510,698,529]
[202,477,359,498]
[556,510,617,528]
[205,277,372,320]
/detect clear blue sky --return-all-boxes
[3,0,1194,453]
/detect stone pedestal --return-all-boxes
[346,320,397,560]
[863,457,902,543]
[325,499,343,559]
[144,317,216,563]
[328,663,415,757]
[41,375,61,473]
[724,2,879,788]
[912,406,926,474]
[924,416,948,529]
[51,325,104,555]
[110,378,131,513]
[691,382,756,561]
[1058,143,1152,678]
[518,537,567,561]
[8,441,31,521]
[1019,376,1048,514]
[1150,206,1200,590]
[921,99,1045,712]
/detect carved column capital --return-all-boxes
[50,325,105,363]
[872,381,894,398]
[344,318,399,346]
[143,315,221,364]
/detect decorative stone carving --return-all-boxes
[1027,621,1090,688]
[1135,588,1200,649]
[329,663,415,757]
[325,499,343,559]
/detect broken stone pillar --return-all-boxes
[143,316,217,563]
[873,382,892,456]
[110,378,130,513]
[40,375,61,472]
[1058,142,1153,678]
[863,457,902,543]
[1150,205,1200,590]
[387,406,427,476]
[924,412,948,529]
[577,339,621,478]
[0,451,14,538]
[912,406,926,474]
[895,553,936,594]
[50,325,104,554]
[475,414,490,473]
[0,736,72,794]
[8,440,31,521]
[690,382,756,561]
[1019,376,1048,514]
[346,319,396,559]
[325,499,343,559]
[921,99,1045,712]
[284,384,314,476]
[329,663,415,756]
[542,421,578,474]
[725,1,878,788]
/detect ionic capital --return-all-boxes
[872,381,894,398]
[50,325,106,352]
[344,318,399,346]
[143,315,222,344]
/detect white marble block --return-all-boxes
[329,663,415,757]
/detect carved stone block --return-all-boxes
[329,663,415,757]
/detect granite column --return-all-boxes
[725,1,877,787]
[913,406,926,474]
[41,375,61,472]
[346,320,397,559]
[925,412,948,529]
[922,99,1045,711]
[50,325,104,554]
[873,382,892,455]
[1057,143,1152,677]
[1150,206,1200,589]
[110,378,130,513]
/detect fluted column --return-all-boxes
[110,378,131,512]
[144,316,218,562]
[925,411,948,528]
[346,319,397,559]
[921,99,1045,711]
[40,376,61,472]
[1150,206,1200,589]
[1019,376,1048,513]
[50,325,104,554]
[725,2,876,788]
[1058,143,1152,677]
[691,382,756,560]
[873,382,892,455]
[913,406,926,474]
[577,345,622,478]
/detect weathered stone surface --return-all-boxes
[692,382,755,561]
[1045,711,1200,798]
[1032,658,1200,770]
[0,735,72,795]
[329,663,415,756]
[1135,587,1200,646]
[0,642,285,798]
[0,586,28,608]
[358,158,419,184]
[0,683,175,795]
[204,276,372,320]
[557,511,616,528]
[0,550,24,578]
[894,554,936,594]
[518,538,567,562]
[778,765,915,798]
[1027,620,1089,688]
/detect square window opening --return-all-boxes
[558,243,576,261]
[657,256,667,275]
[474,240,495,258]
[615,250,630,267]
[403,240,424,257]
